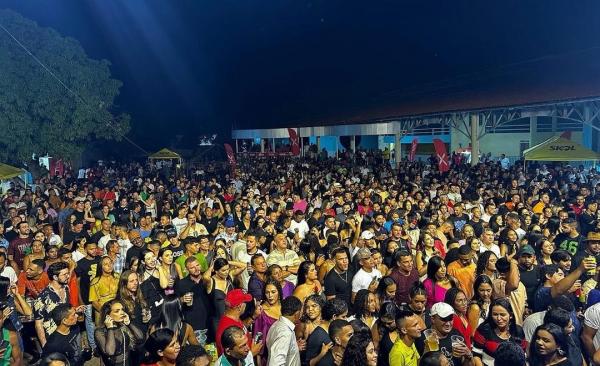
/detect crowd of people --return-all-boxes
[0,149,599,366]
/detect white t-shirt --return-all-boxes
[352,268,382,294]
[523,310,545,341]
[480,243,501,258]
[288,220,310,240]
[0,266,17,285]
[584,302,600,350]
[172,217,188,235]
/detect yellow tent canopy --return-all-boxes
[0,163,24,180]
[523,135,600,161]
[148,148,182,161]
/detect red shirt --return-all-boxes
[215,315,248,355]
[452,315,473,349]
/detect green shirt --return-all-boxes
[175,253,208,277]
[389,338,420,366]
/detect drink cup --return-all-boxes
[186,292,194,306]
[451,335,465,357]
[424,329,439,351]
[587,256,597,276]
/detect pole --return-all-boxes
[470,114,480,166]
[394,132,402,168]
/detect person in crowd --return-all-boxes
[543,308,583,366]
[142,328,181,366]
[492,341,527,366]
[389,250,420,305]
[34,261,71,347]
[353,289,378,328]
[492,257,526,325]
[423,256,457,309]
[205,257,247,332]
[247,254,268,301]
[340,332,378,366]
[447,246,476,300]
[467,275,493,336]
[253,280,281,364]
[389,307,424,366]
[351,247,382,302]
[139,250,165,324]
[297,294,330,365]
[418,351,450,366]
[266,295,303,366]
[117,269,151,333]
[267,233,301,284]
[89,256,119,323]
[157,247,181,295]
[94,299,145,366]
[294,260,323,303]
[151,295,200,347]
[371,302,398,366]
[215,289,261,356]
[324,247,353,308]
[528,323,571,366]
[472,298,527,366]
[41,304,84,366]
[176,344,211,366]
[443,288,472,348]
[516,245,541,310]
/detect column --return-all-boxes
[300,135,304,156]
[394,132,402,168]
[316,136,321,151]
[529,116,537,145]
[272,138,276,153]
[260,139,265,153]
[350,135,356,153]
[470,114,479,166]
[235,139,239,153]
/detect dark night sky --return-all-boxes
[2,1,600,150]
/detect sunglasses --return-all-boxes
[439,315,454,322]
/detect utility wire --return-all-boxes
[0,21,149,155]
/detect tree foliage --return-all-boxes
[0,9,130,163]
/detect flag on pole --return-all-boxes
[408,138,418,162]
[288,128,300,156]
[224,143,237,177]
[433,139,450,173]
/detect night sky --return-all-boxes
[2,1,600,150]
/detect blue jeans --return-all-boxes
[84,304,96,350]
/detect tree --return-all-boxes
[0,9,130,164]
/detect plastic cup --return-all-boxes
[424,329,439,351]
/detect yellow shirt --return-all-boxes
[389,338,420,366]
[89,275,119,305]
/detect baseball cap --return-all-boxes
[430,302,455,318]
[517,245,535,257]
[166,228,178,238]
[360,231,375,240]
[355,247,372,260]
[225,289,253,307]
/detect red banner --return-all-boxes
[433,139,450,173]
[408,138,418,162]
[224,143,237,177]
[287,128,300,156]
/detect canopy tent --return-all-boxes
[0,163,25,180]
[148,148,182,162]
[523,135,600,161]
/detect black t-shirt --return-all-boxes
[324,268,353,309]
[167,243,185,261]
[572,251,600,283]
[450,214,469,232]
[175,277,212,339]
[125,244,146,265]
[63,230,90,247]
[415,329,463,366]
[74,257,100,305]
[42,328,83,366]
[554,233,584,256]
[519,265,541,308]
[468,220,484,238]
[201,217,219,234]
[305,326,331,366]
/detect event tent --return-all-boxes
[0,163,24,180]
[523,135,600,161]
[148,148,182,163]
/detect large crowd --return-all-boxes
[0,149,599,366]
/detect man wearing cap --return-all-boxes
[216,220,238,246]
[573,231,600,283]
[517,245,541,310]
[415,303,473,366]
[215,289,261,357]
[351,247,382,302]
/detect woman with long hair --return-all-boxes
[416,232,438,279]
[467,275,493,335]
[537,238,555,266]
[406,282,430,329]
[298,294,330,366]
[376,276,397,307]
[266,263,295,299]
[138,250,164,325]
[254,280,282,365]
[117,270,151,333]
[500,228,519,257]
[529,323,570,366]
[90,256,120,323]
[156,248,181,295]
[94,299,145,366]
[444,288,473,349]
[293,261,322,303]
[472,298,527,366]
[371,302,398,366]
[22,239,45,272]
[423,256,456,309]
[341,332,378,366]
[353,289,378,329]
[476,251,498,279]
[204,257,245,331]
[141,328,181,366]
[151,295,199,347]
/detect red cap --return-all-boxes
[225,289,253,307]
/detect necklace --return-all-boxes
[335,269,348,283]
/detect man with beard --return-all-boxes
[34,262,72,347]
[555,218,585,256]
[176,256,212,346]
[324,248,354,309]
[8,221,32,273]
[233,232,267,290]
[516,245,541,310]
[415,303,473,366]
[389,250,419,305]
[74,241,100,352]
[572,231,600,283]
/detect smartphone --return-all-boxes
[254,332,263,343]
